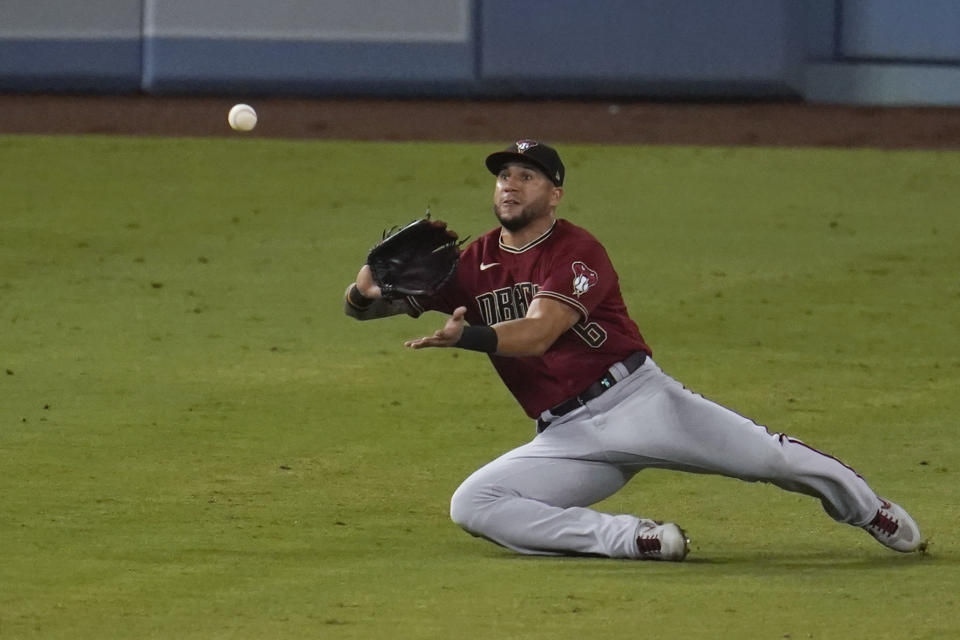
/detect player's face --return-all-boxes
[492,163,562,232]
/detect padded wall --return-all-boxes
[0,0,958,104]
[0,0,141,91]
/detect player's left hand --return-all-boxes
[405,306,467,349]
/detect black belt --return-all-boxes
[536,351,647,433]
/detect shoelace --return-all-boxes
[867,509,899,536]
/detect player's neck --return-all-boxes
[500,214,557,249]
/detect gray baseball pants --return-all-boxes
[449,358,882,558]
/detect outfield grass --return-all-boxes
[1,135,958,639]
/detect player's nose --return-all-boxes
[501,175,520,191]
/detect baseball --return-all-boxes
[228,103,257,132]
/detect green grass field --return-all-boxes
[2,134,958,639]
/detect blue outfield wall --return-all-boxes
[808,0,960,105]
[1,0,959,105]
[840,0,960,61]
[478,0,807,97]
[0,0,143,91]
[141,40,476,96]
[0,39,141,92]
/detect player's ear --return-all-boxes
[550,186,564,207]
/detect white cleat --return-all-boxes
[862,498,925,553]
[636,522,690,561]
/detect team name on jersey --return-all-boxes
[476,282,538,324]
[475,282,608,348]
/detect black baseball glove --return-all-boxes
[366,216,465,300]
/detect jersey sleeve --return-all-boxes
[533,237,616,320]
[406,284,456,318]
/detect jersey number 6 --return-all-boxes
[572,320,607,348]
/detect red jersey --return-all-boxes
[409,219,651,418]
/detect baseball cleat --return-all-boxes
[636,522,690,561]
[862,498,924,553]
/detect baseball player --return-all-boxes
[344,140,924,560]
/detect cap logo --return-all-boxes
[516,139,538,153]
[571,261,599,297]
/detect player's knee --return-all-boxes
[449,497,470,531]
[449,481,509,533]
[449,483,479,531]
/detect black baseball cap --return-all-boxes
[485,140,565,187]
